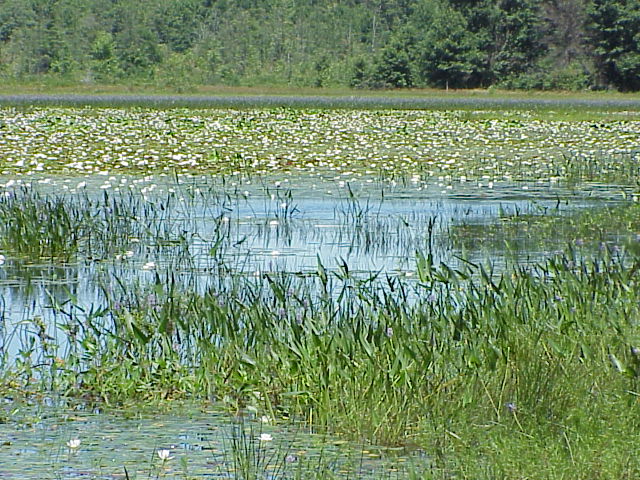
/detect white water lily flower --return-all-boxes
[157,449,173,461]
[259,433,273,442]
[142,261,156,270]
[66,438,81,449]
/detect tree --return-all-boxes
[491,0,546,80]
[410,0,545,88]
[111,1,162,78]
[90,31,122,81]
[414,4,485,88]
[0,0,36,42]
[542,0,588,67]
[370,30,415,87]
[588,0,640,91]
[152,0,206,53]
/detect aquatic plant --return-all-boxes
[66,438,81,450]
[452,200,640,258]
[0,107,638,186]
[0,102,639,478]
[156,449,173,461]
[1,183,640,461]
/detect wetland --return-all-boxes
[1,101,640,479]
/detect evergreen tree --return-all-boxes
[414,3,485,88]
[588,0,640,91]
[492,0,546,80]
[152,0,206,53]
[370,29,415,87]
[111,1,162,77]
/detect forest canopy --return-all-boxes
[0,0,638,91]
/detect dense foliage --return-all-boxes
[0,0,638,91]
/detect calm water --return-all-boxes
[0,401,426,479]
[0,173,628,478]
[0,174,627,353]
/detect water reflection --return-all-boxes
[0,402,429,479]
[0,174,627,361]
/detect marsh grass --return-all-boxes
[0,188,89,261]
[13,247,639,478]
[2,92,640,116]
[562,150,640,186]
[452,199,640,257]
[16,246,640,433]
[3,186,640,478]
[0,187,185,263]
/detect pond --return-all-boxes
[0,173,634,478]
[1,106,640,479]
[0,173,628,349]
[0,400,430,479]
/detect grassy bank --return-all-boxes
[1,85,640,117]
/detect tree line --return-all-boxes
[0,0,638,91]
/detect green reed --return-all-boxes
[562,150,640,186]
[452,200,640,257]
[20,247,639,437]
[0,188,158,262]
[3,186,640,478]
[0,185,238,266]
[2,93,640,116]
[7,245,635,479]
[0,188,88,261]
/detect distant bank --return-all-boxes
[2,93,640,111]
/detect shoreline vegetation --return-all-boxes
[2,187,640,478]
[3,88,640,124]
[1,87,639,123]
[4,83,640,97]
[0,99,639,477]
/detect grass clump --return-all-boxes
[452,200,640,257]
[0,188,90,261]
[3,186,640,478]
[7,247,640,476]
[0,187,203,263]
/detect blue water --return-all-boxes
[0,174,625,360]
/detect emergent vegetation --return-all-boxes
[3,185,640,479]
[0,104,639,478]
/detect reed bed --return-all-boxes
[1,184,640,478]
[2,93,640,112]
